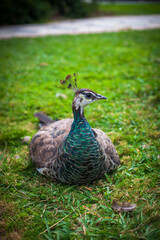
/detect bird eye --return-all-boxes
[85,93,91,99]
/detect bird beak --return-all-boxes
[96,94,107,100]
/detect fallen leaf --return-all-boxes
[84,186,93,191]
[111,200,136,212]
[40,62,48,67]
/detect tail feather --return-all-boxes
[34,112,58,126]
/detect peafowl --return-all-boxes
[29,75,120,185]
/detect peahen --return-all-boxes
[29,75,120,185]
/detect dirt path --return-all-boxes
[0,15,160,39]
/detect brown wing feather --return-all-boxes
[92,128,120,170]
[29,118,73,168]
[30,119,119,171]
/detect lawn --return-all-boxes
[97,3,160,15]
[0,29,160,239]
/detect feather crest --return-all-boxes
[60,73,78,92]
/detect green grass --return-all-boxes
[97,3,160,15]
[0,30,160,239]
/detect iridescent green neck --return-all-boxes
[70,106,92,135]
[63,105,99,160]
[71,106,85,130]
[57,105,105,185]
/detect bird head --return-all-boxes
[72,88,107,112]
[59,74,107,116]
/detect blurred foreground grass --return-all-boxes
[0,30,160,239]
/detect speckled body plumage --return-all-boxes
[30,88,120,185]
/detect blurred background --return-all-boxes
[1,0,160,25]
